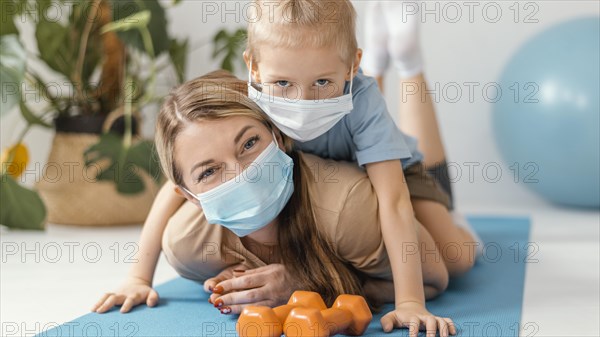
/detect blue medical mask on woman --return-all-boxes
[247,60,354,142]
[180,133,294,237]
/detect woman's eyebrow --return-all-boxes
[189,125,255,175]
[234,125,255,144]
[190,159,214,175]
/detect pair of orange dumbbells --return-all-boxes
[236,291,372,337]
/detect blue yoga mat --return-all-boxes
[38,216,530,337]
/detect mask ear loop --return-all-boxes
[248,58,253,88]
[179,185,200,201]
[271,130,280,147]
[348,64,355,95]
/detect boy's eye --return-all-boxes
[315,79,329,87]
[244,136,259,150]
[275,80,290,88]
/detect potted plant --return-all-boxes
[0,0,188,229]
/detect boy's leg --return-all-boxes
[361,0,390,90]
[400,74,457,210]
[363,1,454,201]
[399,73,447,168]
[411,199,479,277]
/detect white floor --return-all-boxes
[1,201,599,336]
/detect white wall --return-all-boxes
[2,1,598,209]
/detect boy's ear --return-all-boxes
[243,51,260,82]
[347,48,363,80]
[174,186,201,207]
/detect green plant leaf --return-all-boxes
[0,35,25,116]
[101,10,151,34]
[126,140,163,184]
[0,1,18,36]
[168,38,188,83]
[111,0,170,56]
[212,28,247,73]
[83,132,161,194]
[19,99,51,128]
[0,174,46,230]
[35,19,72,78]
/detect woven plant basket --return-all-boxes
[35,115,161,226]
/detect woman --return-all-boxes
[155,71,454,321]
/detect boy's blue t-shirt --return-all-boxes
[293,71,423,168]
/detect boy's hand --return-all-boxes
[381,301,456,337]
[91,276,159,314]
[205,264,297,315]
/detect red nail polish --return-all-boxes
[219,306,232,314]
[213,285,224,294]
[214,298,224,308]
[208,286,213,292]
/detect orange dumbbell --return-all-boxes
[283,294,372,337]
[237,291,327,337]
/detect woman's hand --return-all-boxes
[204,264,297,315]
[381,301,456,337]
[91,276,159,314]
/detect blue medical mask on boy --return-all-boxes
[247,60,354,142]
[180,133,294,237]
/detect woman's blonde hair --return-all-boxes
[155,70,365,305]
[246,0,358,66]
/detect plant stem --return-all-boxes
[73,0,102,109]
[123,75,133,149]
[138,26,157,107]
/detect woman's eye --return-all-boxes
[244,136,259,150]
[315,79,329,87]
[276,80,290,88]
[197,167,216,182]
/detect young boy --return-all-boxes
[241,1,477,335]
[93,1,479,336]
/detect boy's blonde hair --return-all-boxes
[246,0,357,66]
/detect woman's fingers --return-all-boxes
[213,288,265,307]
[216,272,266,293]
[204,264,247,293]
[222,300,273,315]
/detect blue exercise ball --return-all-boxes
[493,17,600,208]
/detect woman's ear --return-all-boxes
[273,129,286,151]
[174,186,201,207]
[347,49,363,80]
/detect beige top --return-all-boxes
[162,153,392,282]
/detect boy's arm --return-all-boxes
[365,160,425,306]
[366,160,454,337]
[92,180,186,314]
[128,179,186,284]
